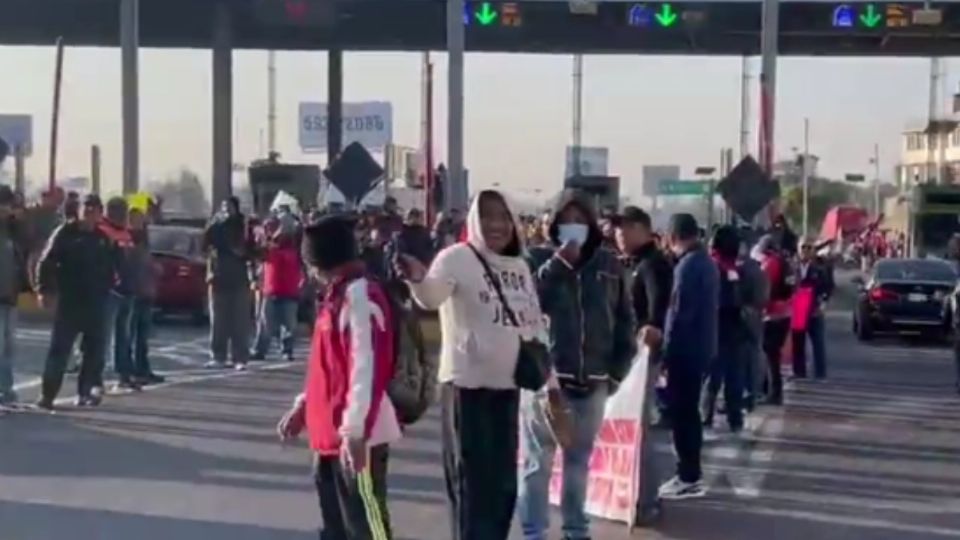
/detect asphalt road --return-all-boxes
[2,310,960,540]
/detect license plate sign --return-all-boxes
[908,293,928,303]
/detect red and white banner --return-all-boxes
[547,346,650,525]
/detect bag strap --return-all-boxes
[467,244,520,328]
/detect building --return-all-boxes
[897,117,960,187]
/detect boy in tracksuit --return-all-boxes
[278,215,400,540]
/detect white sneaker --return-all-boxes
[658,476,708,500]
[703,427,720,443]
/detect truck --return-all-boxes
[247,158,321,217]
[885,183,960,258]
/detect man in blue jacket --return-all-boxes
[658,213,718,500]
[520,190,636,540]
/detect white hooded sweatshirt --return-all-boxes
[407,191,546,389]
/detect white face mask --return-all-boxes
[558,223,589,246]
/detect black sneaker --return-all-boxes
[282,352,295,362]
[116,377,143,391]
[137,373,166,386]
[34,398,55,412]
[249,352,266,362]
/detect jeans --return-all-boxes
[111,293,136,378]
[131,298,154,377]
[792,315,827,379]
[518,384,608,540]
[667,366,704,483]
[701,339,744,432]
[0,305,17,403]
[209,287,252,364]
[253,296,298,357]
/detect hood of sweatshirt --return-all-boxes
[547,189,603,266]
[464,190,526,259]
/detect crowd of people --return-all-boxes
[274,188,836,540]
[0,180,838,540]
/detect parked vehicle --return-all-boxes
[853,258,958,342]
[151,224,208,324]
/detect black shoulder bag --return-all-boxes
[467,244,551,391]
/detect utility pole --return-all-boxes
[802,118,810,235]
[446,0,465,203]
[872,143,881,216]
[738,55,750,159]
[572,54,584,176]
[267,50,277,155]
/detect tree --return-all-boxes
[148,168,210,217]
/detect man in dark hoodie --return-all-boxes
[657,213,718,501]
[204,197,255,370]
[36,194,119,409]
[0,185,28,406]
[519,190,636,540]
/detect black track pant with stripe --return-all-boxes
[315,444,392,540]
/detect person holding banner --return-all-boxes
[520,190,636,540]
[791,239,834,380]
[658,214,718,501]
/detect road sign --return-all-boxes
[0,115,32,158]
[565,146,609,177]
[654,3,678,26]
[502,2,523,26]
[657,179,709,196]
[717,156,779,221]
[324,142,385,206]
[627,4,653,26]
[299,102,392,152]
[832,4,854,27]
[859,4,883,27]
[845,173,866,182]
[642,165,681,196]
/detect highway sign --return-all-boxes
[845,173,866,182]
[299,102,392,152]
[565,146,609,177]
[0,115,32,157]
[658,179,709,196]
[642,165,681,196]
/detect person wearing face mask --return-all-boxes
[395,190,546,540]
[657,213,718,501]
[520,190,636,540]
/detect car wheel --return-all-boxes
[856,317,874,342]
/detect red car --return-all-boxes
[151,224,208,324]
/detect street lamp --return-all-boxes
[868,143,880,216]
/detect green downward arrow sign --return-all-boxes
[859,4,883,28]
[655,3,678,27]
[475,2,498,25]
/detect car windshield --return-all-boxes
[875,260,957,283]
[150,227,201,257]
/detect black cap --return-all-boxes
[82,194,103,208]
[302,215,359,271]
[611,206,651,229]
[668,213,699,241]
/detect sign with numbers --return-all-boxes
[299,101,393,152]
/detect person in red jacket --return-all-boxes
[278,215,400,540]
[252,215,303,362]
[751,234,794,405]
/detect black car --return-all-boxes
[853,258,958,341]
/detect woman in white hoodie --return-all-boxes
[397,190,545,540]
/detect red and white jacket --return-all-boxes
[304,265,401,456]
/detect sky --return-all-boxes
[0,45,956,204]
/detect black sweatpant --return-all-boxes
[315,444,392,540]
[762,318,790,403]
[666,366,703,484]
[42,305,107,401]
[440,383,519,540]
